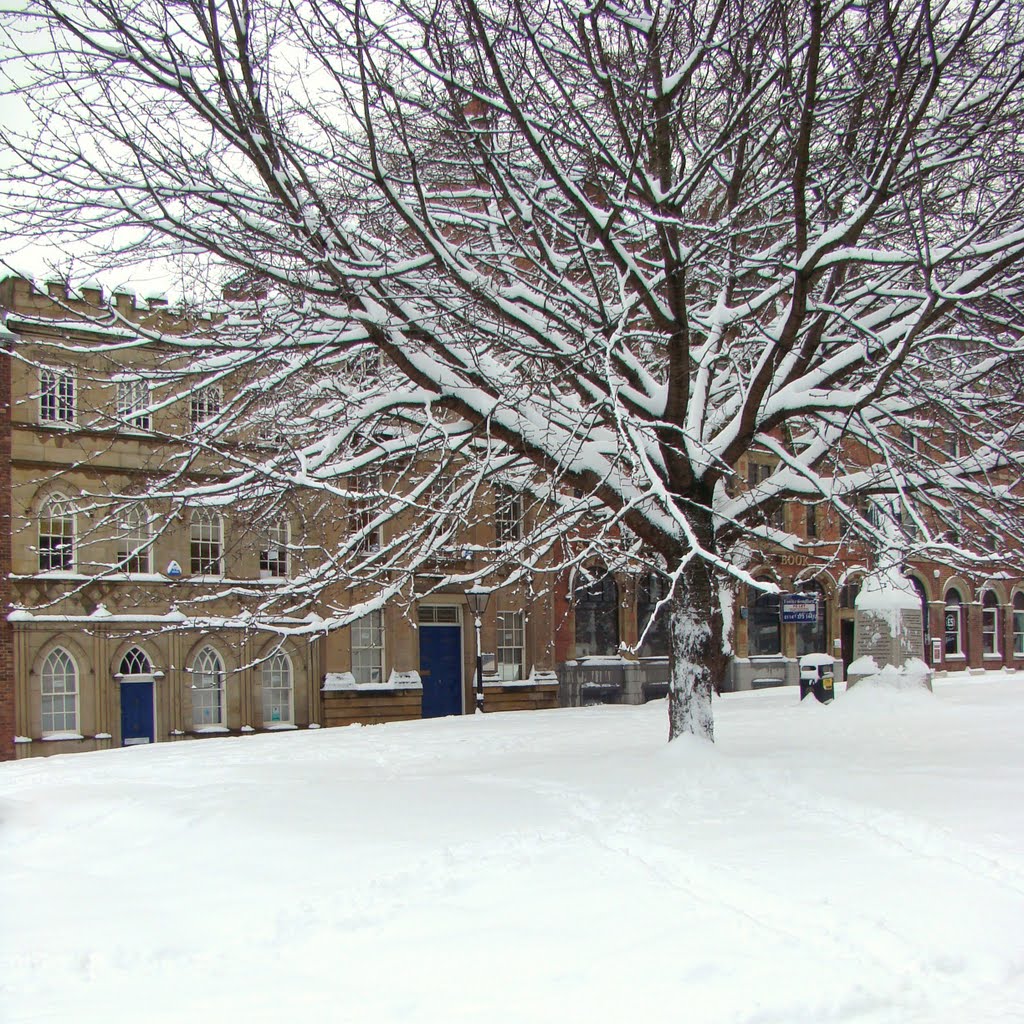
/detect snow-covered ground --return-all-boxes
[3,672,1023,1024]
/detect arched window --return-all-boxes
[191,647,225,728]
[38,494,75,571]
[748,587,781,656]
[795,580,828,656]
[574,570,619,657]
[118,506,152,574]
[261,653,293,726]
[41,648,78,735]
[190,384,221,427]
[119,647,153,677]
[39,366,75,423]
[1013,594,1024,657]
[982,590,1001,656]
[944,589,965,657]
[190,509,223,576]
[637,573,670,658]
[117,378,151,429]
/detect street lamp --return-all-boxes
[465,584,491,714]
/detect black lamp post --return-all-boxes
[466,585,490,714]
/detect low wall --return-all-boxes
[321,687,423,727]
[483,682,559,713]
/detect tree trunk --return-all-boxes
[666,557,721,742]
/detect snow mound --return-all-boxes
[843,658,933,700]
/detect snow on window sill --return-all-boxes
[14,736,33,744]
[192,726,229,734]
[41,732,84,742]
[263,723,298,731]
[93,733,112,740]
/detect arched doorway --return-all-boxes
[118,646,156,745]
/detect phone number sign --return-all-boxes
[781,595,819,623]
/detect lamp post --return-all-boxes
[466,585,490,714]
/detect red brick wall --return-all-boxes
[0,333,13,759]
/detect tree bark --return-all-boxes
[667,557,720,742]
[665,499,726,742]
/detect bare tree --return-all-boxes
[4,0,1024,740]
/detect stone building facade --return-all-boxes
[1,276,558,760]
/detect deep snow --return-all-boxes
[2,672,1023,1023]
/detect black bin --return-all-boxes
[798,655,835,704]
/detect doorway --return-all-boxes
[840,618,855,679]
[418,605,464,718]
[120,681,155,745]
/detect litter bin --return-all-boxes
[798,654,835,704]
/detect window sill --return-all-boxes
[192,726,229,734]
[263,723,298,731]
[983,654,1003,660]
[41,732,84,742]
[944,653,966,660]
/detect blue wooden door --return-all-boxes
[120,682,155,745]
[419,625,463,718]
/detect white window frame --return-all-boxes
[191,647,225,728]
[351,611,384,685]
[38,494,75,572]
[1014,594,1024,657]
[41,647,79,736]
[261,653,293,726]
[190,384,221,428]
[117,505,153,574]
[119,647,153,677]
[495,490,523,544]
[496,610,525,681]
[117,378,151,430]
[350,470,382,552]
[982,591,1000,657]
[39,366,75,424]
[259,519,289,579]
[944,590,964,657]
[190,509,224,576]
